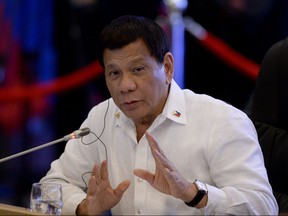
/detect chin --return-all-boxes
[123,111,144,121]
[125,112,141,120]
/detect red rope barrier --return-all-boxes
[199,32,260,80]
[184,17,260,80]
[0,60,104,102]
[0,18,261,102]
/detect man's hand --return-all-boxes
[134,131,196,203]
[76,160,130,215]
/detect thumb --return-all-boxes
[114,180,130,197]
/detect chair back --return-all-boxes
[250,37,288,213]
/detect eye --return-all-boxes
[133,66,144,73]
[107,70,120,79]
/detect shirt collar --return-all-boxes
[114,79,187,126]
[162,79,187,125]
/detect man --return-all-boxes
[40,15,278,215]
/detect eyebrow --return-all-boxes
[105,56,146,69]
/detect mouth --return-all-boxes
[121,100,140,110]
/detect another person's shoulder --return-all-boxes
[265,37,288,57]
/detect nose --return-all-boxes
[119,73,136,93]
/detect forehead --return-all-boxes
[103,40,151,63]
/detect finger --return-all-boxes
[87,164,100,196]
[96,161,106,182]
[91,163,99,177]
[145,131,166,157]
[100,160,108,181]
[153,148,171,168]
[145,131,158,148]
[145,132,173,171]
[133,169,155,185]
[152,151,174,174]
[87,175,97,197]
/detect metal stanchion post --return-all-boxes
[164,0,188,88]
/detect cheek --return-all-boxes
[144,81,167,103]
[106,82,118,99]
[106,78,116,91]
[155,68,168,83]
[106,81,112,91]
[153,72,168,90]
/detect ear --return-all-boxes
[163,52,174,85]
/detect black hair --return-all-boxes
[98,15,170,67]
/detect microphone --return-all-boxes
[63,127,90,141]
[0,128,90,163]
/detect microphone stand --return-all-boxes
[0,128,90,163]
[0,138,65,163]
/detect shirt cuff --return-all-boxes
[203,184,228,215]
[62,193,86,215]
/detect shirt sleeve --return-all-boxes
[40,130,98,215]
[203,107,279,215]
[39,102,110,215]
[40,160,87,215]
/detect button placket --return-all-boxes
[134,137,148,215]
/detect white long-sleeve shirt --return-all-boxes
[41,80,278,215]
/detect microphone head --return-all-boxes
[63,128,91,141]
[76,128,90,138]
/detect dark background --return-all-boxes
[0,0,287,208]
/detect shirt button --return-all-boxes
[137,178,143,182]
[136,208,142,214]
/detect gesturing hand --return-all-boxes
[77,160,130,215]
[134,131,194,202]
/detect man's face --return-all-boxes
[103,39,174,124]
